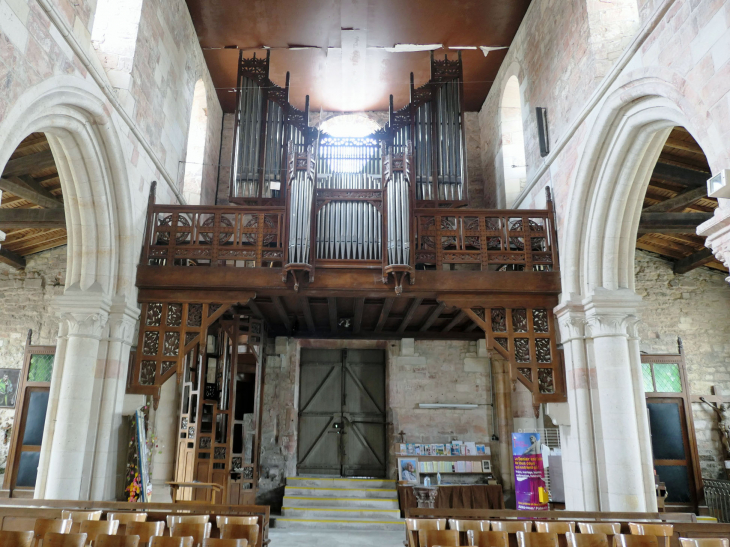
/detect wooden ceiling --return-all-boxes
[0,133,66,269]
[638,127,724,273]
[188,0,532,112]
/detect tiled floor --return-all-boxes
[269,529,404,547]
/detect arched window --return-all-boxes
[500,76,527,207]
[183,80,208,205]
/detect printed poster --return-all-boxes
[512,432,548,510]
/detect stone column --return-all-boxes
[551,288,656,512]
[39,285,112,500]
[699,206,730,284]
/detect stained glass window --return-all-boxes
[653,363,682,392]
[28,354,54,383]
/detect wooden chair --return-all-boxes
[165,518,209,530]
[417,530,460,547]
[578,524,621,536]
[449,520,490,533]
[79,521,119,545]
[107,515,147,525]
[1,518,38,532]
[613,535,659,547]
[34,520,73,547]
[214,518,257,529]
[149,538,193,547]
[125,522,165,545]
[491,522,533,533]
[566,532,609,547]
[61,514,102,524]
[516,532,559,547]
[170,524,211,547]
[43,533,87,547]
[95,536,140,547]
[0,530,35,547]
[219,525,257,547]
[535,523,575,534]
[467,531,509,547]
[201,540,247,547]
[628,524,673,547]
[679,540,730,547]
[405,519,447,547]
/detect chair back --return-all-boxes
[79,521,119,543]
[214,518,258,529]
[0,530,35,547]
[450,520,489,533]
[171,524,211,546]
[566,532,609,547]
[219,525,258,547]
[628,525,673,538]
[613,534,659,547]
[166,517,209,529]
[467,531,509,547]
[34,520,73,547]
[201,540,247,547]
[107,515,147,525]
[2,518,37,532]
[43,533,87,547]
[126,522,165,544]
[535,523,575,534]
[95,536,140,547]
[679,539,730,547]
[516,532,559,547]
[61,514,102,524]
[406,519,447,531]
[149,539,193,547]
[578,524,621,536]
[418,530,460,547]
[491,522,533,533]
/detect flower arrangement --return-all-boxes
[125,472,142,502]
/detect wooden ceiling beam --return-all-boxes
[465,322,479,332]
[643,186,708,213]
[651,162,709,188]
[397,298,423,334]
[419,301,445,332]
[271,296,292,334]
[0,208,66,229]
[674,248,715,275]
[2,150,55,178]
[353,298,364,334]
[0,176,63,209]
[327,297,337,333]
[0,247,26,269]
[663,137,703,153]
[374,298,394,332]
[442,310,466,332]
[300,296,315,333]
[638,212,713,234]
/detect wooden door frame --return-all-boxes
[642,342,702,511]
[2,331,55,497]
[296,340,389,477]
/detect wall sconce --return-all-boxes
[536,107,549,157]
[708,169,730,198]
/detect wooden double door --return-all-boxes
[297,349,386,477]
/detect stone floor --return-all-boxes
[269,529,404,547]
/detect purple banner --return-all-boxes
[512,432,548,511]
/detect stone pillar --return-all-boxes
[552,288,657,511]
[36,285,139,500]
[699,206,730,284]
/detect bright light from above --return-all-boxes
[320,114,381,138]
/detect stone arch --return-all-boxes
[0,76,139,499]
[183,79,208,205]
[495,62,527,208]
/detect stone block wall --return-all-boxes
[0,246,66,473]
[634,250,730,479]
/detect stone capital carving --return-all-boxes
[54,282,112,340]
[559,288,643,340]
[106,296,141,345]
[555,304,587,343]
[699,207,730,284]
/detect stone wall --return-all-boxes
[0,246,66,472]
[634,250,730,479]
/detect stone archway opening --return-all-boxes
[500,76,527,207]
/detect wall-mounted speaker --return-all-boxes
[536,107,549,157]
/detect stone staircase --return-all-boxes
[273,477,404,530]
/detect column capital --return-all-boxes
[558,288,643,339]
[107,295,141,345]
[698,206,730,284]
[555,299,587,342]
[54,282,112,339]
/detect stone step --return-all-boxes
[286,477,396,489]
[273,517,405,531]
[281,506,402,520]
[284,486,398,499]
[282,495,400,509]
